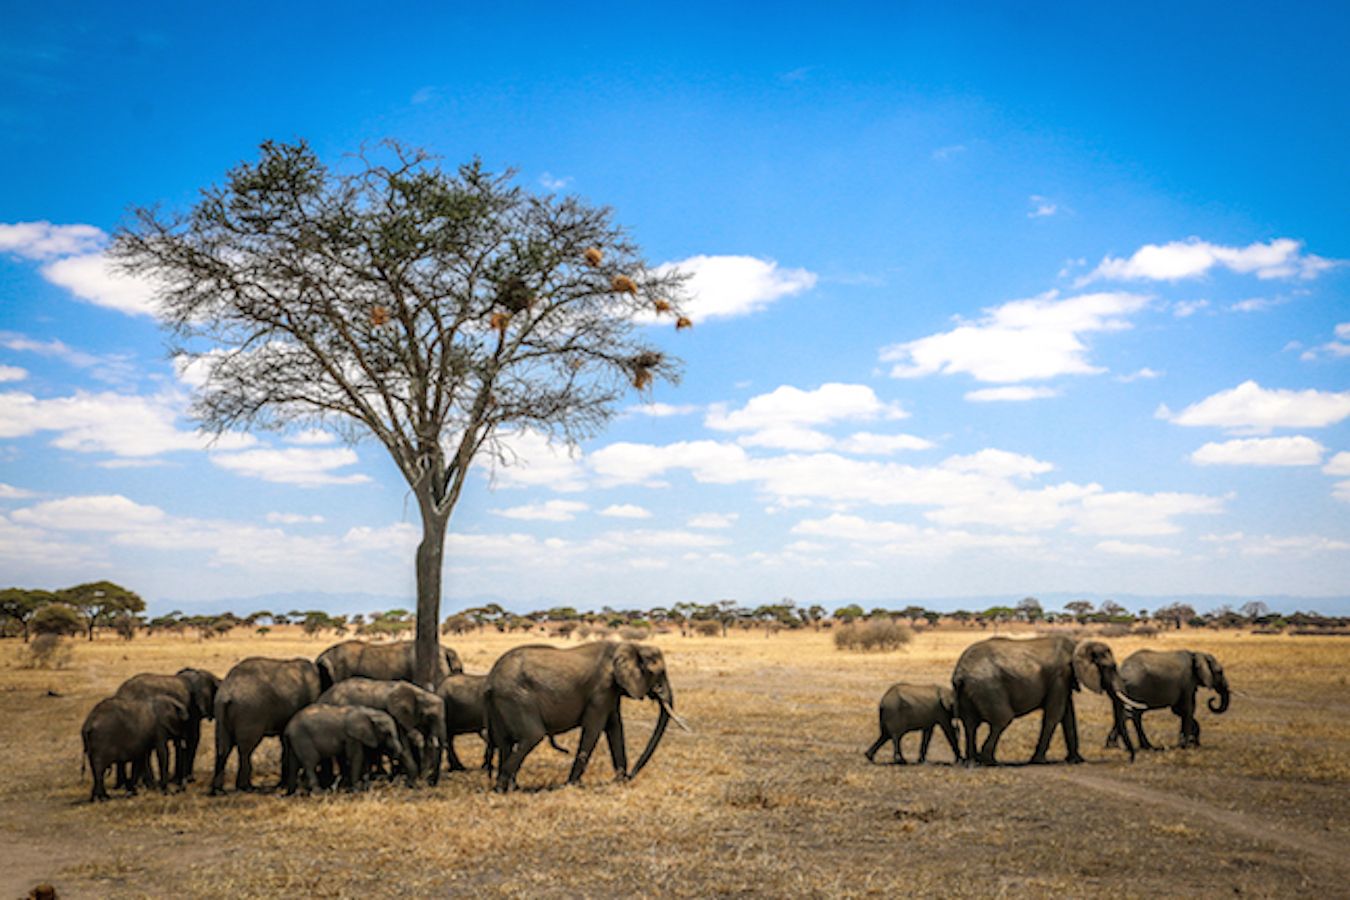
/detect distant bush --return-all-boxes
[692,620,721,637]
[1131,625,1159,638]
[618,626,651,641]
[834,617,913,652]
[23,633,71,669]
[1096,624,1132,638]
[552,621,578,639]
[31,604,82,638]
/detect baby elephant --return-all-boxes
[864,682,961,765]
[283,704,415,794]
[82,695,189,801]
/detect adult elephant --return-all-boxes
[316,639,463,689]
[114,668,218,785]
[952,635,1138,766]
[486,641,682,793]
[82,694,189,801]
[1106,649,1230,750]
[436,673,567,771]
[210,657,322,794]
[317,677,447,784]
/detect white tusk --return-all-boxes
[660,701,693,733]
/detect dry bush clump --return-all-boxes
[617,626,650,641]
[1097,624,1132,637]
[692,620,721,637]
[21,634,71,670]
[833,617,913,652]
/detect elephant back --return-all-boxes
[219,657,322,727]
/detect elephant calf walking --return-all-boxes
[864,682,961,765]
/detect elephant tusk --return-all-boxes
[665,706,693,734]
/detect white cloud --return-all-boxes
[1027,195,1058,218]
[735,425,836,451]
[1095,540,1180,558]
[1075,491,1225,536]
[1229,296,1285,313]
[1172,299,1210,318]
[655,255,816,321]
[1,332,135,384]
[0,365,27,383]
[13,494,167,531]
[1299,323,1350,361]
[1084,237,1334,284]
[792,513,1042,555]
[285,429,338,446]
[492,500,589,522]
[627,402,701,418]
[599,504,652,519]
[589,440,748,487]
[1159,381,1350,434]
[210,447,370,486]
[538,172,571,191]
[931,144,966,161]
[881,291,1150,383]
[1115,367,1163,383]
[941,449,1054,479]
[1324,452,1350,476]
[40,253,159,317]
[834,432,935,455]
[1334,481,1350,504]
[0,389,256,458]
[266,512,326,524]
[1190,436,1325,467]
[965,386,1061,402]
[1235,534,1350,557]
[0,482,37,500]
[0,221,104,259]
[687,512,738,529]
[707,383,906,435]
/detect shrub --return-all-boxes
[618,625,650,641]
[23,633,71,669]
[833,617,913,652]
[31,603,82,637]
[1096,624,1132,638]
[692,620,721,637]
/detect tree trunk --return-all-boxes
[413,506,450,688]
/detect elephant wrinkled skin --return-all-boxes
[283,704,415,793]
[1106,649,1230,750]
[114,668,218,786]
[211,657,322,794]
[316,639,463,689]
[317,677,447,784]
[82,695,189,801]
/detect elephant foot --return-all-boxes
[185,774,197,784]
[1146,744,1165,753]
[1028,754,1048,765]
[894,758,908,766]
[447,763,468,773]
[1065,753,1085,765]
[208,786,226,797]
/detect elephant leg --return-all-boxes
[918,726,934,763]
[445,736,467,772]
[318,757,335,790]
[128,756,144,796]
[91,760,109,802]
[1032,687,1068,764]
[1104,720,1120,749]
[184,719,202,782]
[210,732,233,795]
[1190,718,1202,747]
[864,732,887,763]
[140,751,157,790]
[235,731,262,791]
[979,716,1010,766]
[893,732,905,765]
[155,740,171,793]
[115,761,129,789]
[1132,711,1160,751]
[604,710,627,781]
[1175,696,1197,748]
[480,735,494,772]
[1110,701,1136,762]
[498,732,544,792]
[1061,694,1083,764]
[939,718,962,763]
[568,713,607,785]
[960,710,981,767]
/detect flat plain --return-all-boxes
[1,625,1347,898]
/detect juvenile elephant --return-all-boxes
[210,657,322,794]
[317,677,447,784]
[282,704,416,793]
[82,695,189,801]
[114,668,218,786]
[864,682,961,765]
[952,635,1139,766]
[486,641,681,792]
[316,639,463,689]
[436,673,567,771]
[1105,649,1230,750]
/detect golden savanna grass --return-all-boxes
[2,626,1349,897]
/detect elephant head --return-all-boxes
[152,695,190,740]
[354,709,417,780]
[614,642,682,779]
[176,668,219,720]
[1072,640,1131,701]
[1192,652,1230,713]
[440,646,464,677]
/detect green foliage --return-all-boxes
[0,588,56,641]
[32,603,83,637]
[833,604,865,623]
[58,580,145,640]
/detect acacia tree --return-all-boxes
[60,581,145,641]
[114,140,689,684]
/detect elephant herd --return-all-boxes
[866,635,1231,767]
[80,632,1229,802]
[80,638,681,801]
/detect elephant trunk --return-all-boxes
[628,701,670,781]
[1209,682,1230,714]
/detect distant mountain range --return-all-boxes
[154,590,1350,617]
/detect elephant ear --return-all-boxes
[154,696,189,736]
[1072,641,1104,694]
[1193,652,1216,688]
[613,643,648,699]
[350,711,383,749]
[390,686,419,732]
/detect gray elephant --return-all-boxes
[951,635,1139,766]
[436,673,567,771]
[864,682,961,765]
[82,694,189,801]
[1105,649,1230,750]
[210,657,322,794]
[282,704,416,793]
[485,641,682,793]
[114,667,218,786]
[316,639,463,689]
[317,677,447,784]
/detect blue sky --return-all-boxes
[1,3,1347,614]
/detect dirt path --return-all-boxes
[1055,769,1350,872]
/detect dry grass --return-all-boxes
[1,626,1348,897]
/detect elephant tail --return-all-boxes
[950,674,964,722]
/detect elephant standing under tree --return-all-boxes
[952,635,1138,766]
[317,677,447,784]
[114,668,218,787]
[1106,649,1230,751]
[282,704,416,793]
[485,641,682,793]
[82,695,189,801]
[316,639,463,689]
[211,657,322,794]
[864,682,961,765]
